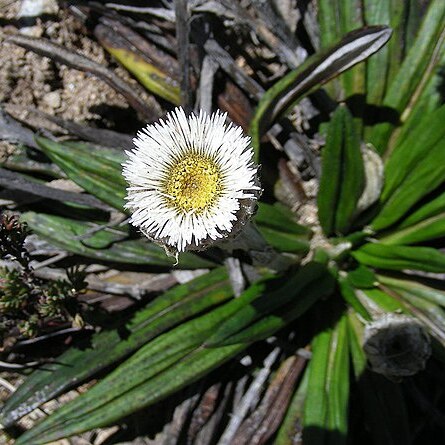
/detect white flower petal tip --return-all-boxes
[122,107,261,254]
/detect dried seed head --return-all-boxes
[363,313,431,379]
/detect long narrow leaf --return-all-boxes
[303,316,350,445]
[205,262,329,347]
[352,243,445,273]
[13,271,306,444]
[378,275,445,308]
[369,0,445,152]
[250,26,392,158]
[21,212,215,269]
[0,268,231,426]
[317,105,365,235]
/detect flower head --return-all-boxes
[123,108,260,254]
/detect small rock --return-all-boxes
[17,0,59,18]
[42,91,61,109]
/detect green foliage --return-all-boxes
[2,1,445,444]
[317,105,365,236]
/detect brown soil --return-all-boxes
[0,1,141,135]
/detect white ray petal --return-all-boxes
[122,107,261,253]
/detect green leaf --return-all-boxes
[397,191,445,229]
[211,269,335,346]
[338,0,366,100]
[378,275,445,308]
[326,316,350,443]
[15,344,245,445]
[347,312,366,377]
[205,262,329,347]
[256,226,310,254]
[373,146,445,230]
[381,105,445,203]
[395,289,445,328]
[255,202,311,254]
[369,0,445,152]
[384,286,445,347]
[379,191,445,245]
[21,212,215,269]
[347,265,377,289]
[364,0,407,104]
[352,243,445,273]
[13,274,284,444]
[63,141,127,164]
[372,108,445,230]
[302,329,330,444]
[378,213,445,245]
[360,288,405,313]
[318,0,365,100]
[250,26,392,159]
[255,202,311,235]
[317,105,365,236]
[303,316,350,445]
[0,268,231,426]
[338,275,372,321]
[36,136,126,211]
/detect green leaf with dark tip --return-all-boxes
[303,316,350,445]
[255,202,311,254]
[317,105,365,236]
[250,26,392,159]
[0,268,231,427]
[369,0,445,152]
[21,212,215,269]
[352,243,445,273]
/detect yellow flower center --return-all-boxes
[163,153,222,213]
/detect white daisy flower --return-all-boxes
[123,107,261,254]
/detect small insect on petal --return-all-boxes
[122,107,261,255]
